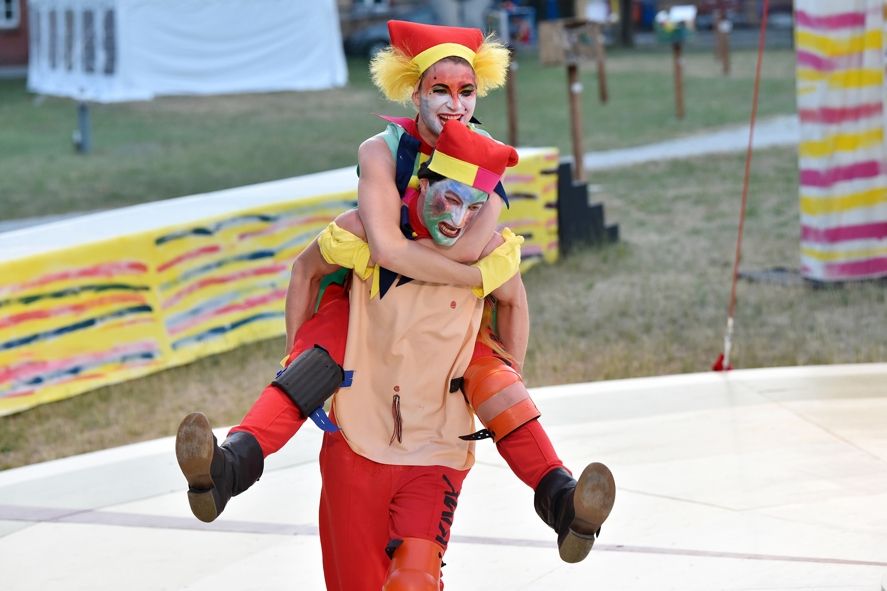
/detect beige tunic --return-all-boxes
[332,272,482,470]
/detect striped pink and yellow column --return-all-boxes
[795,1,887,281]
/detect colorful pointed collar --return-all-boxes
[378,115,433,155]
[402,187,431,240]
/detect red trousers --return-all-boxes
[230,282,565,588]
[318,429,468,590]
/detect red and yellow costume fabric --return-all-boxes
[228,118,562,590]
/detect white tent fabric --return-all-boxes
[27,0,347,102]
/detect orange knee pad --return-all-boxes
[462,357,541,442]
[382,537,442,591]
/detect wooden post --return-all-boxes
[716,13,731,76]
[618,0,634,47]
[718,19,730,76]
[591,22,608,104]
[506,46,519,147]
[566,62,585,181]
[672,42,685,120]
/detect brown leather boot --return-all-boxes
[175,412,264,523]
[534,463,616,563]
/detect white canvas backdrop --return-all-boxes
[27,0,347,102]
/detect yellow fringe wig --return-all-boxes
[370,36,510,104]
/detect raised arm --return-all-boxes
[357,137,487,285]
[284,239,340,354]
[481,229,529,367]
[490,271,529,369]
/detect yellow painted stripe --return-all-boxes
[797,84,817,96]
[802,244,887,262]
[797,68,884,88]
[428,150,479,188]
[801,186,887,216]
[412,43,476,74]
[796,29,882,57]
[799,128,883,158]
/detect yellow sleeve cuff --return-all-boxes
[316,222,375,281]
[471,228,524,298]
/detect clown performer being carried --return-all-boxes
[174,21,615,585]
[178,122,613,590]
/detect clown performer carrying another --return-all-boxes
[174,21,615,586]
[178,122,613,589]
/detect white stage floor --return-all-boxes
[2,364,886,590]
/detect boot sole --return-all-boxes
[175,412,219,523]
[560,462,616,563]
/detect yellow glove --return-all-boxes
[471,228,524,298]
[316,222,374,280]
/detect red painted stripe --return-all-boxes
[0,294,147,330]
[795,50,865,73]
[5,262,148,295]
[795,10,866,30]
[801,221,887,243]
[161,264,288,309]
[503,174,536,184]
[825,256,887,279]
[0,340,158,384]
[799,160,883,188]
[798,103,883,124]
[796,51,833,72]
[157,245,221,272]
[5,389,36,399]
[169,289,286,335]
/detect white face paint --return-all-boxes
[412,59,478,144]
[421,178,488,247]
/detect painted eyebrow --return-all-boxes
[445,188,486,204]
[430,83,476,90]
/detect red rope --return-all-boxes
[716,0,769,371]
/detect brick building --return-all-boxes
[0,0,28,67]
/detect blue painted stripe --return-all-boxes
[170,311,284,350]
[154,201,357,246]
[155,214,280,245]
[0,284,150,309]
[6,351,159,396]
[0,305,155,351]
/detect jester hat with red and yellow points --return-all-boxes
[370,20,509,104]
[426,120,518,194]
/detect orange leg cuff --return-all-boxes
[382,537,442,591]
[463,357,541,442]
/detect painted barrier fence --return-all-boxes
[0,148,559,416]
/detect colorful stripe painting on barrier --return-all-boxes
[795,1,887,281]
[0,148,559,416]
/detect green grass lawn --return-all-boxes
[6,143,885,470]
[1,48,796,220]
[3,45,849,469]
